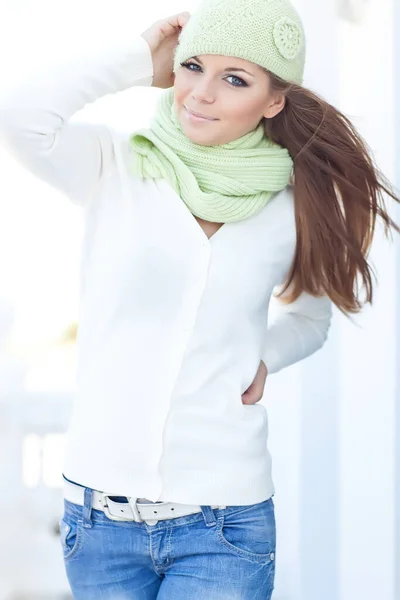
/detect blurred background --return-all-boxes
[0,0,399,598]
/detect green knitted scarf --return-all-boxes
[128,87,293,223]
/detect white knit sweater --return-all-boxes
[0,34,332,505]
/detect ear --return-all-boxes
[263,94,286,119]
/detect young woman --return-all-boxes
[1,0,399,598]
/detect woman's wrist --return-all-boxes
[260,359,268,376]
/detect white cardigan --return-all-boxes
[0,34,332,505]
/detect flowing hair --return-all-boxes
[263,71,400,316]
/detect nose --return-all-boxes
[190,80,217,104]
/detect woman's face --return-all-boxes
[173,54,285,146]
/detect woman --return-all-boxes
[1,0,399,598]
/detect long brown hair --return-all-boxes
[263,71,400,316]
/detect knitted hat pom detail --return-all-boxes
[273,16,304,61]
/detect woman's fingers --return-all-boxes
[141,11,191,88]
[158,12,191,38]
[241,361,268,404]
[242,390,261,404]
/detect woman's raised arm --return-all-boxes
[0,34,154,206]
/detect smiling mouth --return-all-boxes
[184,106,218,121]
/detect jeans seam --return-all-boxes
[61,517,84,562]
[215,515,275,564]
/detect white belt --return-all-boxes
[63,478,226,525]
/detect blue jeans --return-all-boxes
[59,484,276,599]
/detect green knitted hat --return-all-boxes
[173,0,306,85]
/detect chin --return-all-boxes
[179,124,216,146]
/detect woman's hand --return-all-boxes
[140,12,191,89]
[242,360,268,405]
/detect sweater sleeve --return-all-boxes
[261,283,333,375]
[0,34,154,206]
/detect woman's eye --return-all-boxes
[180,62,247,87]
[226,75,246,87]
[181,61,201,72]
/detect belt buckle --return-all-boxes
[100,494,143,523]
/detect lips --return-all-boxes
[185,106,217,120]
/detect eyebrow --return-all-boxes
[191,56,255,77]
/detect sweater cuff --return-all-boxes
[117,34,154,89]
[261,345,286,376]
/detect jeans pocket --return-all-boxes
[59,514,84,562]
[215,499,276,564]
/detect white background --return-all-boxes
[0,0,399,598]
